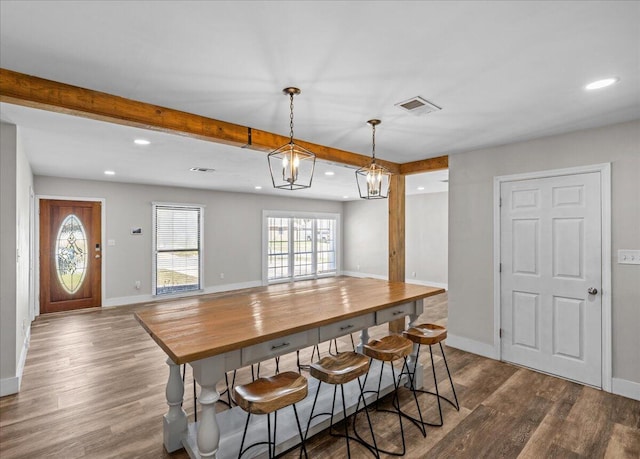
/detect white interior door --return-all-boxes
[501,171,602,387]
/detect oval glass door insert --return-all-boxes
[55,214,88,294]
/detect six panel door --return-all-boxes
[500,172,602,387]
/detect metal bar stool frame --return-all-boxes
[304,352,380,458]
[399,324,460,428]
[353,335,426,457]
[234,371,309,459]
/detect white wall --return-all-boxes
[448,119,640,389]
[343,192,449,287]
[342,198,388,278]
[0,122,33,396]
[406,192,448,287]
[34,177,344,305]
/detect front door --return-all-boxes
[39,199,102,313]
[500,171,602,387]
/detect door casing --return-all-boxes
[36,195,106,316]
[493,163,611,392]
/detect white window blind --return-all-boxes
[154,204,202,295]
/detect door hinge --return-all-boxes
[499,263,502,273]
[499,197,502,207]
[499,328,503,338]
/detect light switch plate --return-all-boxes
[618,249,640,265]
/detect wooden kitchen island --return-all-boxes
[135,277,444,458]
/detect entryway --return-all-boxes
[496,164,611,389]
[39,199,102,313]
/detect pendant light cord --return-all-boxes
[289,93,295,144]
[371,123,376,164]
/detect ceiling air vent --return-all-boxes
[395,96,441,115]
[190,167,215,172]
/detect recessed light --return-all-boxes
[343,195,349,199]
[104,170,115,175]
[324,171,335,176]
[134,139,150,145]
[585,78,619,90]
[417,186,425,191]
[255,186,263,190]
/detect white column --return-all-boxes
[164,357,188,453]
[406,300,424,389]
[191,355,226,459]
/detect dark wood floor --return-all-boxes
[1,291,638,458]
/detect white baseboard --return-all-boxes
[0,377,19,397]
[341,272,447,290]
[341,271,388,280]
[0,327,30,397]
[612,377,640,401]
[103,280,264,308]
[446,333,500,360]
[405,278,448,290]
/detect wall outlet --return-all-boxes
[412,271,416,277]
[356,265,360,271]
[220,272,225,279]
[135,280,141,289]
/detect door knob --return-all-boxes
[588,287,598,295]
[95,254,101,259]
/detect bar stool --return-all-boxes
[305,352,379,458]
[401,323,459,427]
[354,335,425,456]
[234,371,309,458]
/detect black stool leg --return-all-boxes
[238,413,251,459]
[439,342,460,410]
[292,404,308,459]
[429,345,444,426]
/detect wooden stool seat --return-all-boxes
[234,371,308,415]
[363,335,413,362]
[310,352,370,385]
[403,323,447,346]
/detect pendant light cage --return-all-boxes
[268,87,316,190]
[356,119,391,199]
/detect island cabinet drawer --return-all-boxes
[376,302,414,325]
[319,313,375,342]
[241,330,316,365]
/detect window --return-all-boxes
[265,212,338,283]
[153,203,203,295]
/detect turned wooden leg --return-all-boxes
[164,357,188,453]
[191,355,226,458]
[357,327,370,354]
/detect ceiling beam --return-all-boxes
[0,68,404,173]
[399,155,449,175]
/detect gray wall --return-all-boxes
[406,192,448,286]
[343,198,388,277]
[1,123,33,395]
[35,177,344,304]
[343,192,449,287]
[448,119,640,384]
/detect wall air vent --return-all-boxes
[190,167,215,172]
[395,96,442,114]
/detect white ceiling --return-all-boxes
[0,1,638,200]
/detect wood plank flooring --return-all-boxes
[1,291,638,458]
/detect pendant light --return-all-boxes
[268,87,316,190]
[355,119,391,199]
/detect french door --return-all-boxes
[39,199,102,313]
